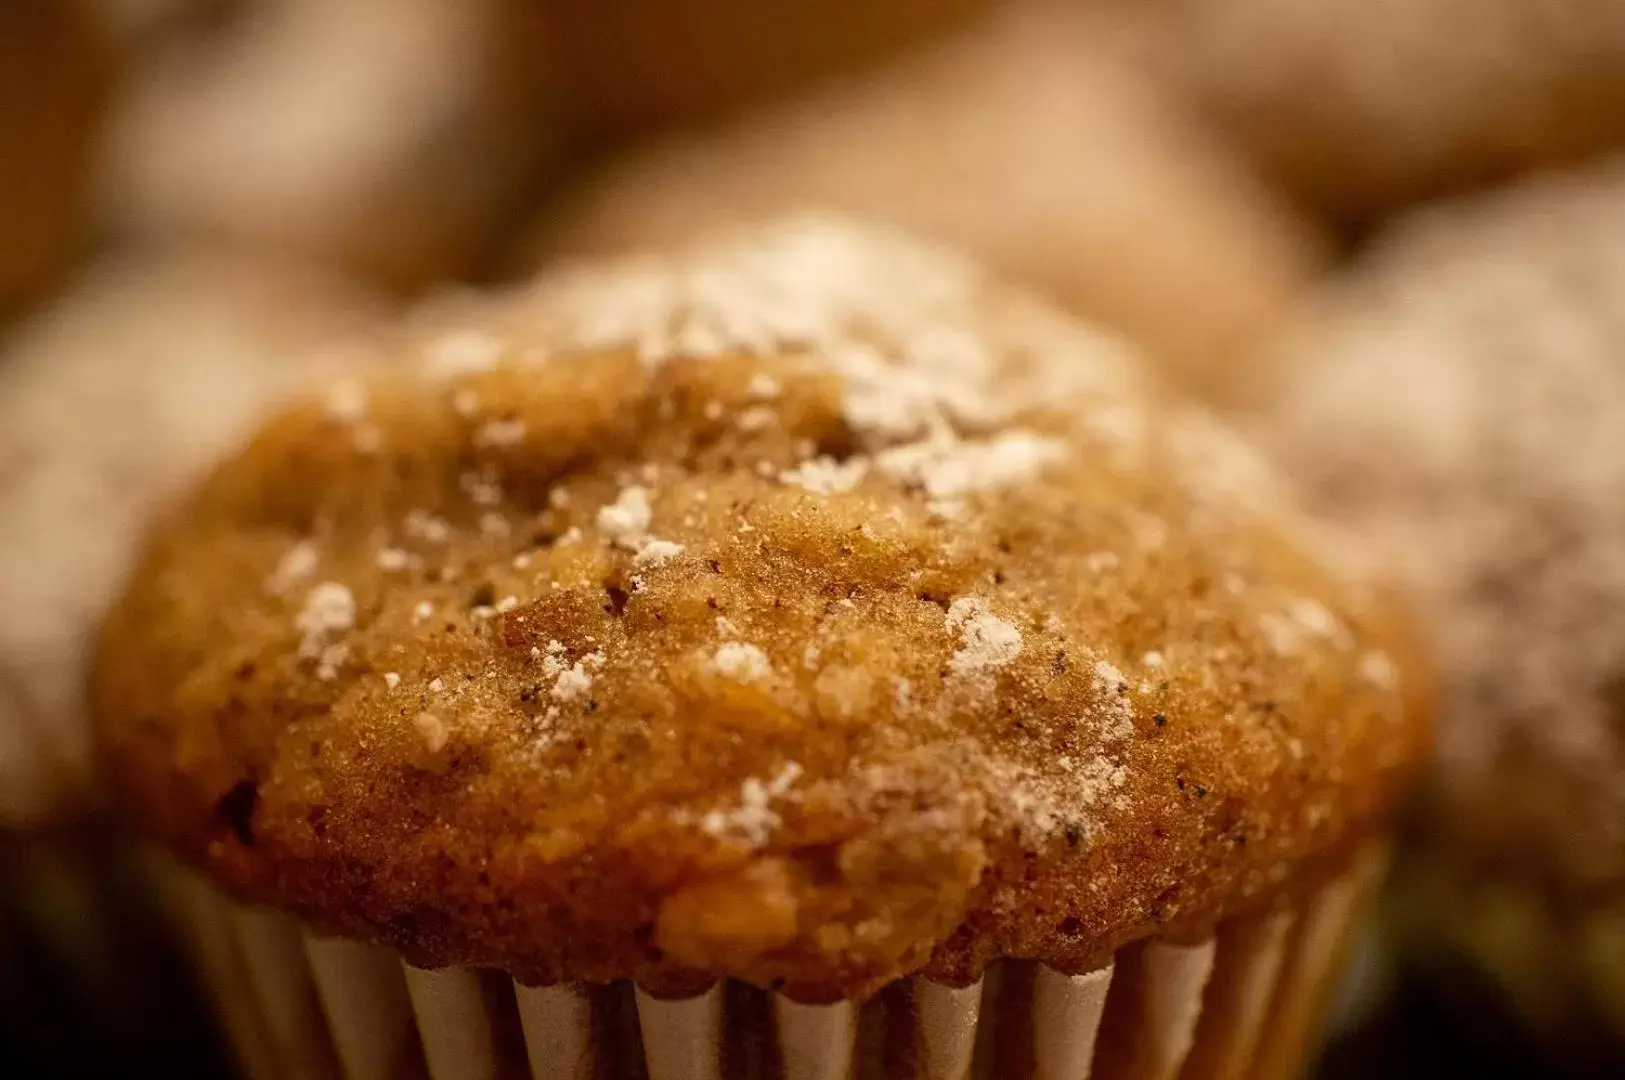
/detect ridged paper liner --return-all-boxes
[154,843,1387,1080]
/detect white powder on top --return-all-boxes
[540,648,605,704]
[1287,597,1342,640]
[415,712,449,754]
[375,547,411,572]
[519,216,1139,450]
[597,486,652,546]
[877,430,1065,515]
[473,418,526,448]
[424,330,502,378]
[597,486,689,570]
[700,762,804,845]
[632,538,685,569]
[265,541,318,594]
[314,643,347,682]
[461,468,503,507]
[945,597,1023,676]
[404,509,451,544]
[713,642,772,683]
[1358,650,1398,690]
[735,406,777,432]
[296,582,355,660]
[552,665,593,702]
[1260,598,1345,658]
[780,455,869,495]
[1092,659,1136,738]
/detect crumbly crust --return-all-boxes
[94,218,1426,999]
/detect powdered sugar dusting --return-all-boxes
[551,651,605,703]
[516,216,1140,452]
[597,486,653,546]
[713,642,772,683]
[424,329,502,378]
[701,762,804,845]
[295,582,355,663]
[265,540,318,594]
[780,455,869,496]
[946,597,1023,677]
[877,430,1065,515]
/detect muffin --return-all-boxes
[518,2,1324,412]
[1141,0,1625,226]
[0,249,385,1066]
[1260,160,1625,1067]
[0,0,114,319]
[538,0,989,142]
[95,217,1427,1079]
[102,0,561,291]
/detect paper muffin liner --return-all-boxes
[151,842,1388,1080]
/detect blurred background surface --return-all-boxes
[4,0,1625,1076]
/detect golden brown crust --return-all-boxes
[94,218,1427,999]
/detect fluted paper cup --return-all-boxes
[152,844,1388,1080]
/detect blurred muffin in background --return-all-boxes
[102,0,561,292]
[0,247,385,1071]
[540,0,989,141]
[0,248,384,832]
[1260,159,1625,1068]
[516,2,1324,411]
[0,251,384,1066]
[0,0,114,320]
[1141,0,1625,227]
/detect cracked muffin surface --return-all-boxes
[94,217,1427,999]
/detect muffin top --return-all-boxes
[0,250,382,831]
[1262,161,1625,897]
[95,217,1425,998]
[1145,0,1625,223]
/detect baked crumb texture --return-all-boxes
[95,217,1426,1000]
